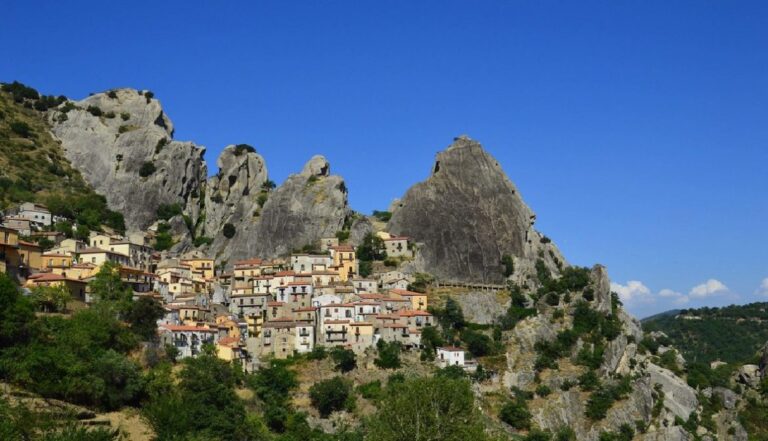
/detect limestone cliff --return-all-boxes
[48,89,206,231]
[202,145,269,260]
[217,155,350,263]
[388,136,564,284]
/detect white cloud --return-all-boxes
[658,288,688,305]
[611,281,653,303]
[757,278,768,296]
[613,278,735,318]
[688,279,729,299]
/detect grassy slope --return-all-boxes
[642,302,768,364]
[0,91,93,209]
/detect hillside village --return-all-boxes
[0,202,472,372]
[3,82,768,441]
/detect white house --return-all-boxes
[436,347,466,368]
[18,202,52,227]
[159,325,218,359]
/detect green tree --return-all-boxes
[366,376,485,441]
[420,325,444,361]
[374,340,402,369]
[501,254,514,277]
[357,233,387,261]
[331,347,357,373]
[223,223,236,239]
[88,262,132,315]
[144,353,261,440]
[126,297,164,341]
[309,376,354,418]
[0,273,34,349]
[29,284,70,313]
[499,396,532,430]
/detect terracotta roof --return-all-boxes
[217,336,240,346]
[358,293,384,299]
[18,240,40,247]
[78,247,129,257]
[267,301,285,307]
[398,310,433,317]
[330,245,354,251]
[160,325,215,332]
[275,270,296,276]
[390,289,424,297]
[29,273,83,283]
[438,346,464,352]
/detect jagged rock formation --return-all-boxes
[219,155,350,263]
[49,89,206,231]
[388,136,564,284]
[202,145,268,259]
[501,266,709,440]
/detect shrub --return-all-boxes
[306,345,327,360]
[223,223,236,239]
[262,179,276,190]
[139,161,156,177]
[193,236,213,247]
[156,203,182,221]
[579,370,600,391]
[104,111,116,119]
[107,90,118,99]
[499,397,531,429]
[357,380,383,400]
[155,137,168,154]
[536,384,552,397]
[154,223,174,251]
[144,91,154,103]
[374,340,402,369]
[87,105,102,116]
[257,192,268,207]
[501,254,514,277]
[335,230,350,242]
[120,112,130,121]
[330,347,356,373]
[9,121,32,138]
[461,329,494,357]
[233,144,256,155]
[372,210,392,222]
[118,125,132,134]
[309,377,354,418]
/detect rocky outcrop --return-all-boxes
[647,363,698,419]
[221,155,350,262]
[202,145,269,260]
[388,136,564,283]
[449,291,508,325]
[49,89,206,231]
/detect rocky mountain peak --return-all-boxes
[301,155,331,177]
[389,136,564,284]
[48,89,206,231]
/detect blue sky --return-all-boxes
[3,1,767,318]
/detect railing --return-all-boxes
[434,280,506,292]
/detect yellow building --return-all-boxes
[389,289,428,311]
[26,273,88,301]
[216,336,244,363]
[181,258,215,281]
[329,245,357,281]
[0,227,20,274]
[18,240,42,271]
[78,247,130,268]
[41,252,73,271]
